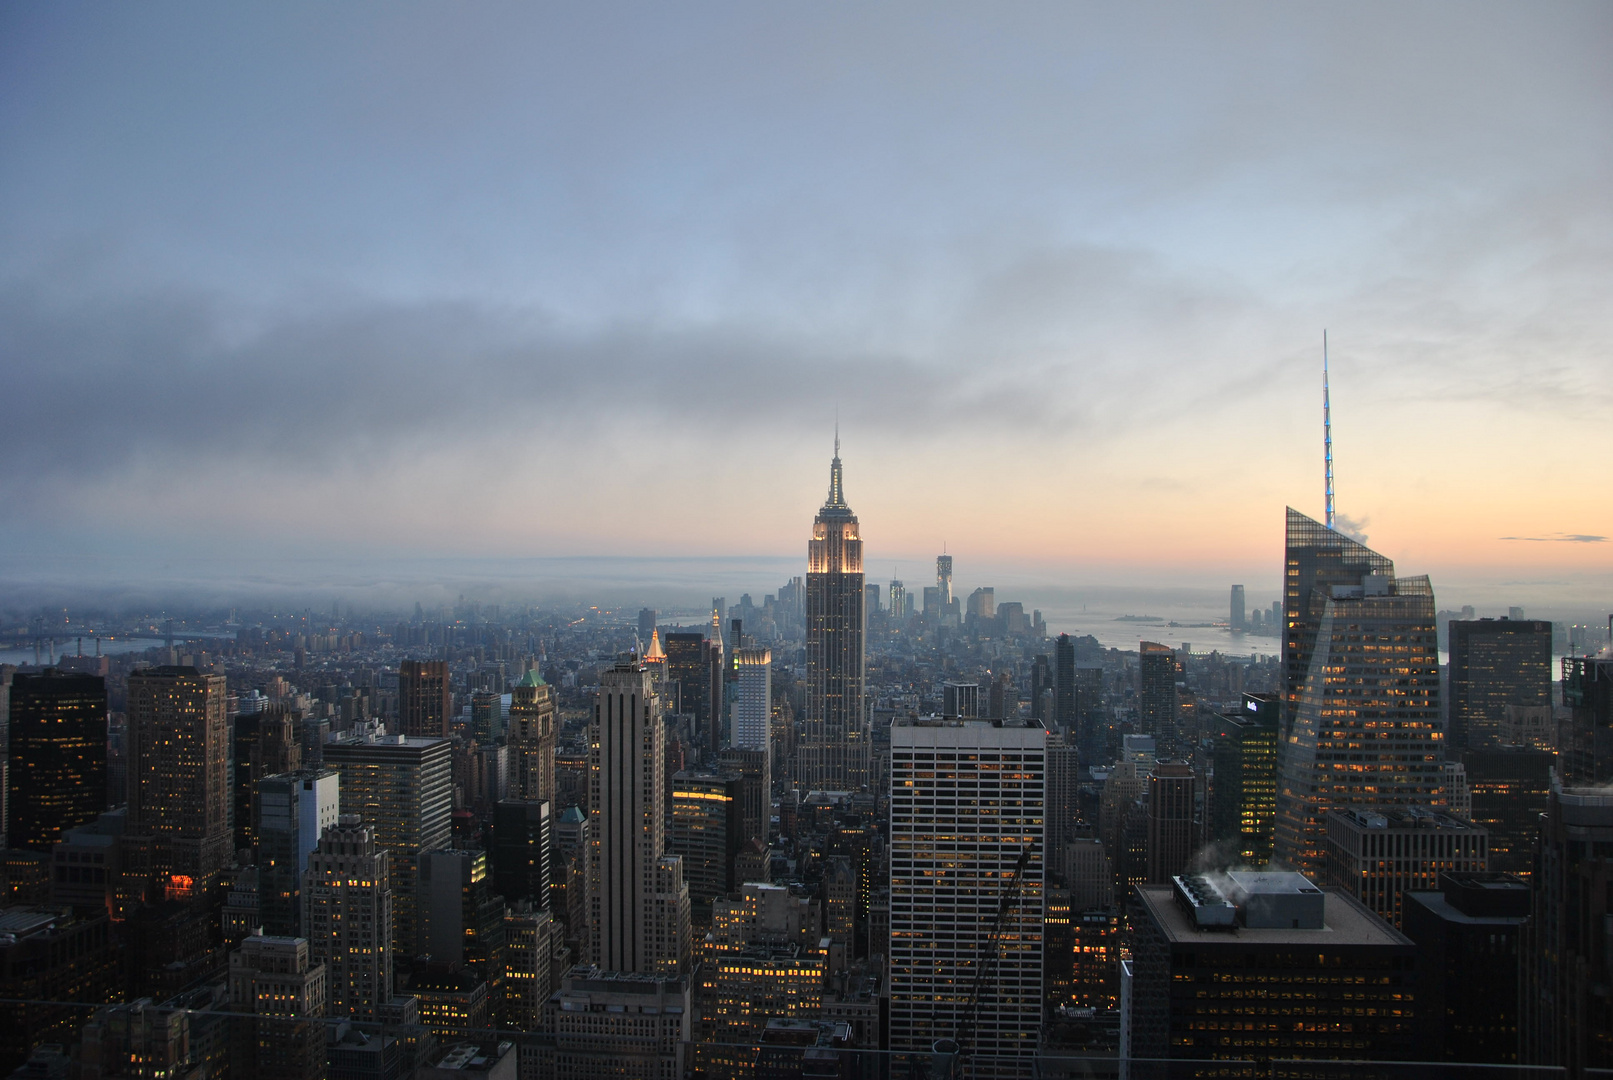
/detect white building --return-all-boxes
[888,717,1045,1072]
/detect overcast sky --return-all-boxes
[1,3,1609,607]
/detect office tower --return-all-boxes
[236,705,302,854]
[1460,747,1552,874]
[588,661,690,977]
[936,554,953,607]
[1403,872,1529,1064]
[1521,784,1613,1072]
[303,817,392,1021]
[667,772,743,924]
[7,670,106,852]
[1229,584,1246,630]
[1145,763,1196,884]
[1562,655,1613,785]
[1208,693,1280,864]
[492,799,551,910]
[226,935,327,1080]
[888,579,906,621]
[1070,908,1120,1010]
[1274,515,1445,875]
[966,586,995,623]
[1281,507,1396,727]
[1449,618,1553,749]
[1044,731,1080,885]
[470,690,502,744]
[126,665,232,891]
[697,942,826,1061]
[1030,655,1052,725]
[1136,642,1177,751]
[256,767,340,936]
[717,747,770,847]
[323,732,452,960]
[638,608,658,645]
[706,616,727,752]
[864,582,881,615]
[889,717,1044,1069]
[1322,806,1488,928]
[529,968,691,1079]
[800,438,869,791]
[507,670,556,804]
[1054,635,1076,728]
[730,646,772,792]
[1128,872,1418,1062]
[922,586,941,619]
[942,680,979,719]
[399,660,452,739]
[663,631,707,718]
[502,903,558,1029]
[420,849,507,1008]
[0,908,118,1070]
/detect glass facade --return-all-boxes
[1448,619,1552,750]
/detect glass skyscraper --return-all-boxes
[1274,509,1445,874]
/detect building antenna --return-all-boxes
[1323,330,1335,531]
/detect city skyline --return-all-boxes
[0,5,1609,599]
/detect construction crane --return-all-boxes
[931,842,1036,1080]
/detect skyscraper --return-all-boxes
[7,669,106,852]
[1274,512,1445,874]
[126,665,232,892]
[399,659,452,739]
[256,767,340,936]
[507,669,556,804]
[1137,642,1177,749]
[888,717,1044,1071]
[323,732,452,960]
[1054,633,1076,729]
[1208,693,1280,864]
[588,660,690,977]
[303,816,393,1021]
[1448,618,1553,750]
[1145,762,1196,884]
[936,553,953,608]
[1230,584,1246,630]
[888,578,907,621]
[800,437,869,791]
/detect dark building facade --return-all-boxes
[1136,642,1177,753]
[1448,618,1552,750]
[1461,747,1552,875]
[800,439,868,790]
[7,670,107,852]
[1208,693,1279,864]
[491,798,552,912]
[1563,655,1613,786]
[399,659,453,739]
[1402,872,1529,1064]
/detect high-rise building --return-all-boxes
[1322,806,1488,928]
[1145,763,1196,884]
[226,934,328,1080]
[1054,634,1076,729]
[888,717,1044,1070]
[126,666,232,892]
[502,903,558,1030]
[492,799,552,911]
[1460,747,1553,875]
[638,608,658,645]
[1136,642,1177,750]
[1403,871,1530,1065]
[730,647,772,757]
[1562,655,1613,785]
[508,670,557,805]
[420,849,507,1009]
[1128,873,1418,1062]
[323,733,452,960]
[1448,618,1553,750]
[1229,584,1246,630]
[1521,783,1613,1072]
[470,690,503,745]
[399,660,452,739]
[888,579,906,621]
[234,705,302,854]
[588,661,690,978]
[667,772,743,922]
[1208,693,1280,864]
[717,748,770,848]
[7,670,106,852]
[800,438,869,791]
[1274,513,1445,875]
[942,681,979,719]
[303,816,392,1021]
[936,554,953,608]
[256,767,340,936]
[1044,731,1081,886]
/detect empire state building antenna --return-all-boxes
[1323,330,1335,531]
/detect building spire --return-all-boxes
[1323,330,1335,531]
[824,428,848,510]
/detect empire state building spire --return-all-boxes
[823,428,849,513]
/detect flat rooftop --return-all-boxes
[1136,885,1412,948]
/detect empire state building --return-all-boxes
[800,436,870,790]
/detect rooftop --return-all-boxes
[1137,884,1411,948]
